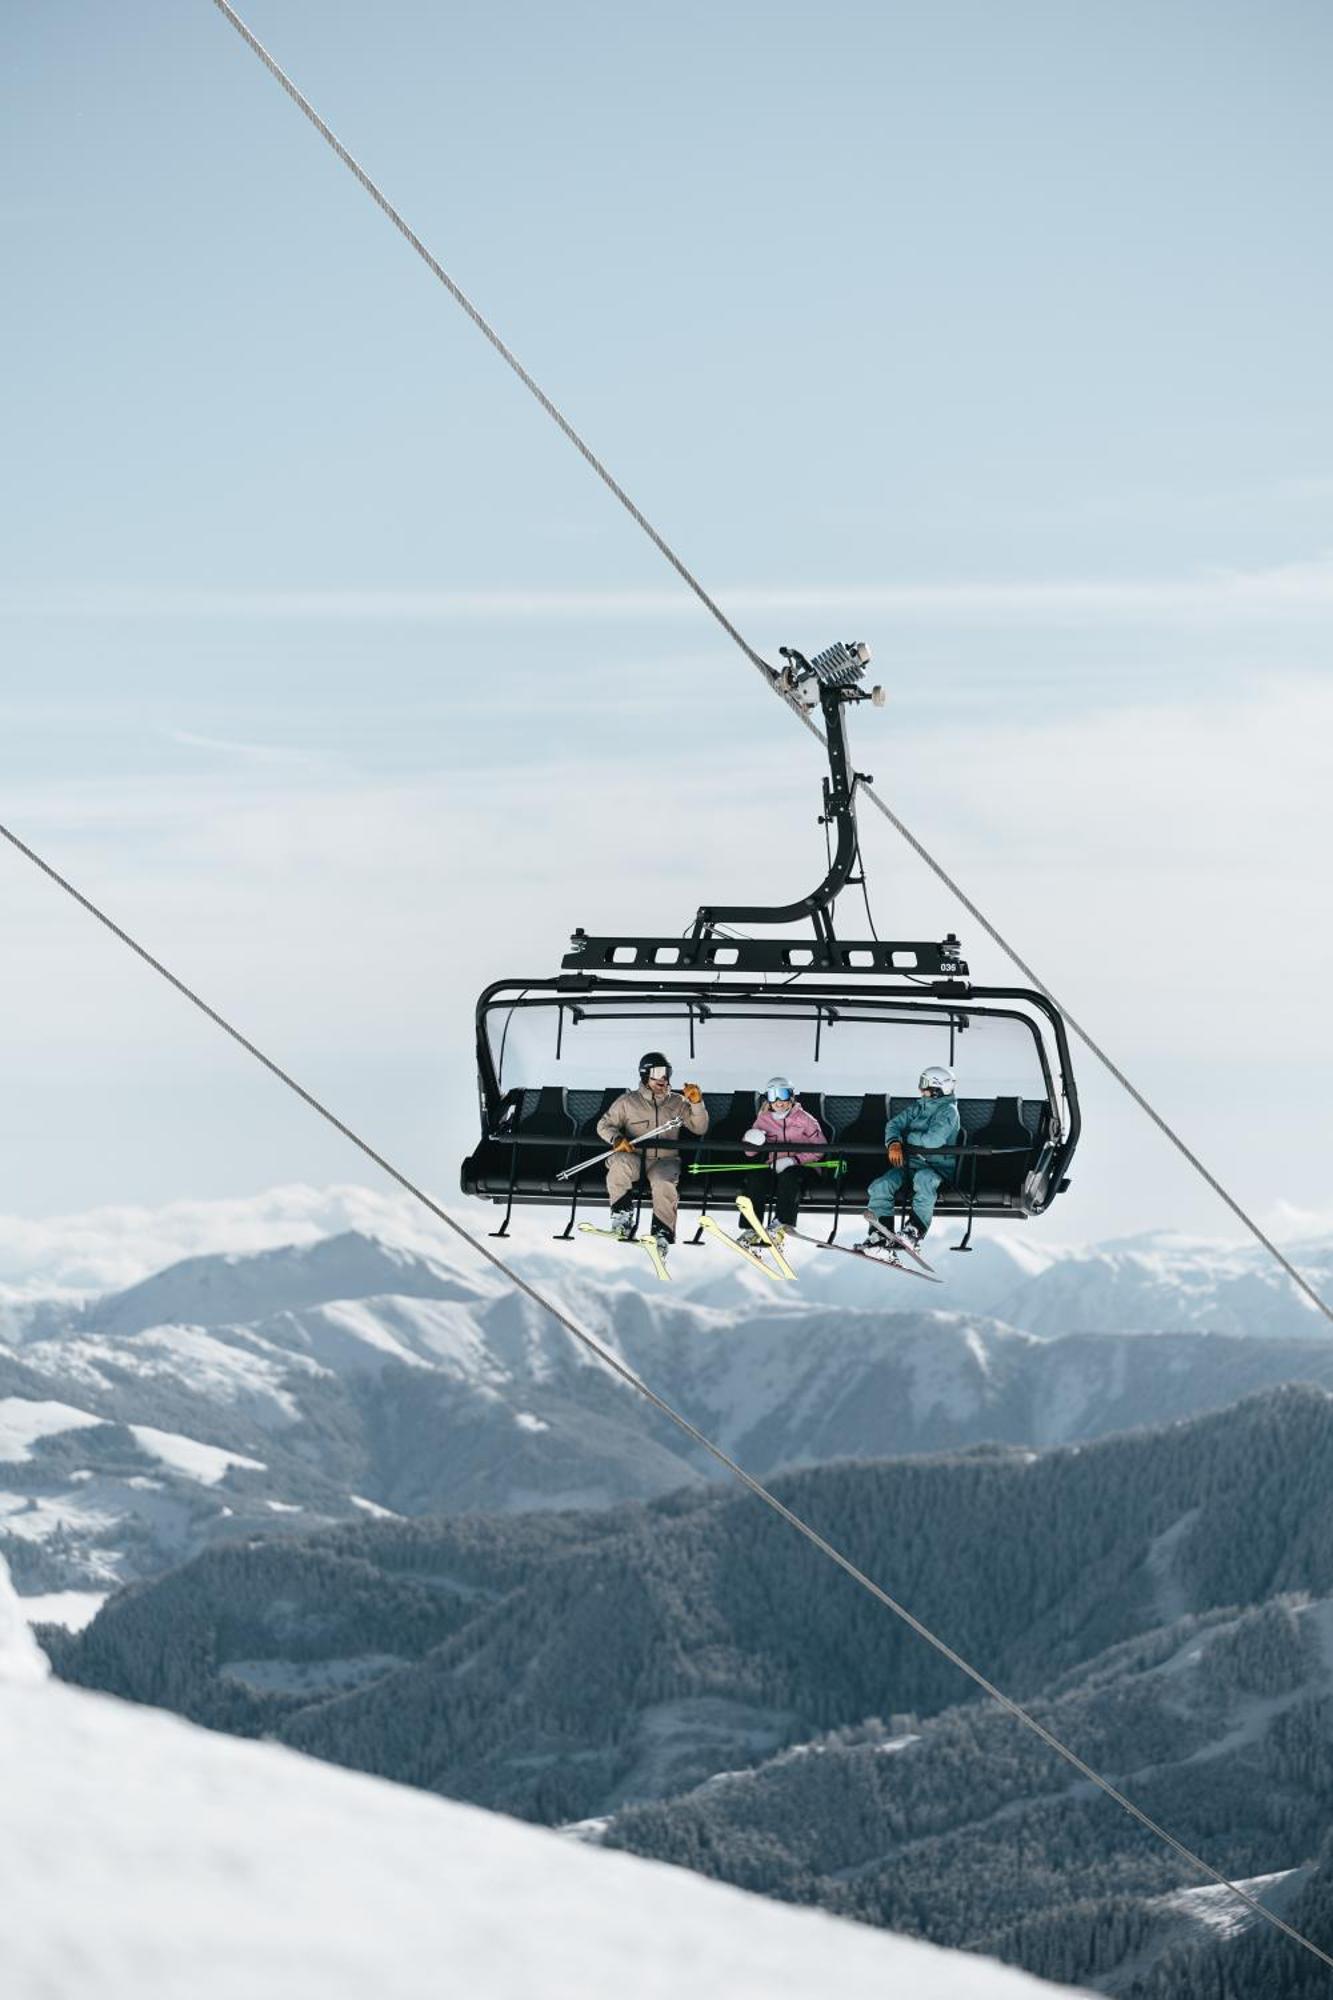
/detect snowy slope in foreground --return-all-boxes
[0,1569,1082,2000]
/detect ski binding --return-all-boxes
[578,1221,672,1282]
[861,1213,938,1275]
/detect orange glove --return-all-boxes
[612,1137,635,1153]
[681,1083,702,1104]
[887,1140,904,1168]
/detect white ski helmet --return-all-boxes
[765,1075,795,1103]
[919,1065,956,1097]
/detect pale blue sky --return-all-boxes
[2,0,1331,1248]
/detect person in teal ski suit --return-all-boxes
[865,1064,961,1241]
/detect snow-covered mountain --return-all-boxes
[784,1224,1333,1338]
[4,1182,1328,1336]
[3,1208,1332,1612]
[0,1560,1084,2000]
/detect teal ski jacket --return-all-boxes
[885,1095,961,1165]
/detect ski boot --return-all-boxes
[640,1226,673,1283]
[609,1210,634,1241]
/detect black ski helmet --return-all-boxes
[639,1050,672,1083]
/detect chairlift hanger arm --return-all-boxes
[693,650,876,944]
[562,642,966,976]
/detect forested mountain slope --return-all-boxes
[603,1596,1333,1994]
[51,1386,1333,1815]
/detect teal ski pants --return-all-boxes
[867,1163,945,1229]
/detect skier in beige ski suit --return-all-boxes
[596,1051,709,1250]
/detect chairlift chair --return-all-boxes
[460,643,1080,1242]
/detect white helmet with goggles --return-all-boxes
[765,1076,795,1103]
[919,1065,956,1097]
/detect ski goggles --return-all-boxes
[646,1066,670,1081]
[766,1085,794,1102]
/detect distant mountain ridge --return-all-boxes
[3,1219,1332,1602]
[784,1224,1333,1338]
[8,1195,1330,1336]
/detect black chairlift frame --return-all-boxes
[461,640,1081,1241]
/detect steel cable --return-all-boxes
[2,810,1330,1973]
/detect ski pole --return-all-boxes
[555,1118,683,1182]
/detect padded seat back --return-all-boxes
[954,1096,1032,1197]
[971,1096,1030,1150]
[512,1085,569,1137]
[565,1087,617,1133]
[817,1093,864,1143]
[824,1092,887,1154]
[1020,1098,1050,1142]
[692,1090,762,1154]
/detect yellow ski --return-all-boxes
[699,1215,791,1283]
[734,1196,798,1282]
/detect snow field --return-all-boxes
[0,1561,1084,2000]
[17,1590,107,1632]
[0,1397,102,1462]
[127,1424,266,1486]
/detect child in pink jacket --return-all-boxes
[740,1078,827,1245]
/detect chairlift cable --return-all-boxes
[2,809,1330,1974]
[854,834,880,945]
[203,0,1330,1328]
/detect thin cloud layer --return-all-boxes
[0,1184,436,1302]
[4,551,1333,626]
